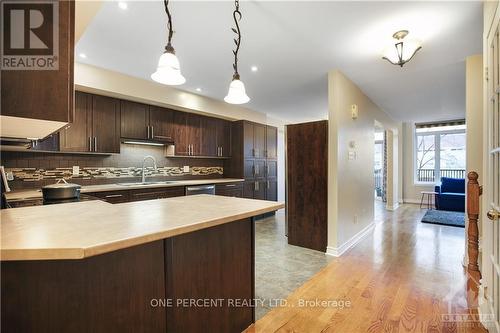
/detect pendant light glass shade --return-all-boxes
[382,30,422,67]
[151,51,186,86]
[382,39,421,65]
[224,78,250,104]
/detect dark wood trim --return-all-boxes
[286,120,328,252]
[467,171,482,281]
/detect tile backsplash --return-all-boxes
[1,143,224,190]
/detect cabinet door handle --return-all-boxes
[254,181,258,191]
[104,194,123,198]
[267,165,270,175]
[267,181,270,189]
[151,126,154,139]
[221,146,223,156]
[147,126,150,139]
[94,137,97,152]
[89,137,92,152]
[255,164,259,175]
[225,184,236,187]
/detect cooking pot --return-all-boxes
[42,179,81,201]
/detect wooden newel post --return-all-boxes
[467,171,481,279]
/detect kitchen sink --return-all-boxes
[117,181,177,187]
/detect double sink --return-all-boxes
[117,181,178,187]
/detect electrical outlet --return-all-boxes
[6,171,13,181]
[72,166,79,176]
[183,166,190,173]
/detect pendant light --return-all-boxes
[151,0,185,85]
[382,30,422,67]
[224,0,250,104]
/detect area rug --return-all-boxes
[421,210,465,228]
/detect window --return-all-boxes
[414,121,466,183]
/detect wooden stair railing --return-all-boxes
[467,171,483,281]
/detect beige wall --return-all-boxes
[327,70,399,253]
[464,54,483,267]
[466,55,483,184]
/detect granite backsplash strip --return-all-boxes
[7,166,223,182]
[1,143,225,190]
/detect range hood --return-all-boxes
[0,115,67,141]
[121,136,175,146]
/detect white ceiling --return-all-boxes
[76,1,483,123]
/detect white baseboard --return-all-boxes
[403,198,422,204]
[478,285,498,332]
[326,222,375,257]
[386,202,400,211]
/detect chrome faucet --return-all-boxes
[141,155,158,183]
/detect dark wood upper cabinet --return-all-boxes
[243,122,255,158]
[149,106,174,141]
[186,114,201,156]
[225,120,278,202]
[92,95,120,154]
[266,179,278,201]
[120,100,149,140]
[172,111,189,156]
[60,91,91,152]
[266,160,278,179]
[1,0,75,125]
[266,126,278,159]
[200,117,217,157]
[253,124,266,158]
[216,119,231,157]
[60,92,119,154]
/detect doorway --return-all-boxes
[374,125,385,202]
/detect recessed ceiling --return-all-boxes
[76,1,482,123]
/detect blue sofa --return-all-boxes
[434,177,465,212]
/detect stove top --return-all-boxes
[7,194,101,208]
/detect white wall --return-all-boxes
[327,70,400,254]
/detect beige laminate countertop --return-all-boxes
[1,194,284,261]
[5,178,244,201]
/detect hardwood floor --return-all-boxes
[246,203,487,333]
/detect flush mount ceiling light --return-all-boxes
[382,30,422,67]
[224,0,250,105]
[151,0,185,85]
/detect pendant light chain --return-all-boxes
[164,0,175,53]
[231,0,242,79]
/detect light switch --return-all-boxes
[351,104,358,119]
[183,166,190,173]
[72,166,79,176]
[348,150,356,160]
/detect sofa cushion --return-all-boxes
[441,177,465,194]
[438,192,465,212]
[440,192,465,200]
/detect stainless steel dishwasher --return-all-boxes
[185,184,215,196]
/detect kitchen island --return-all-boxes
[1,195,284,333]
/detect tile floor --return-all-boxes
[254,210,333,319]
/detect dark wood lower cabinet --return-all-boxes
[1,219,255,333]
[215,183,243,197]
[165,219,254,333]
[129,187,185,202]
[1,241,166,333]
